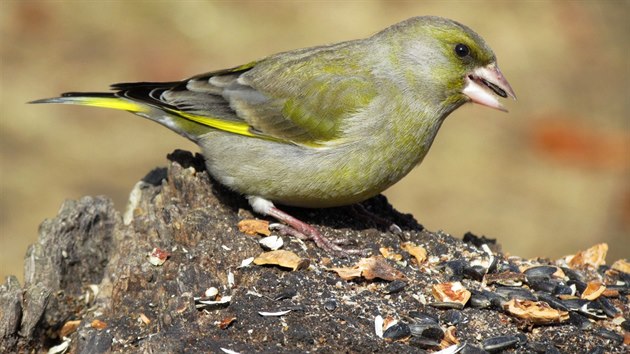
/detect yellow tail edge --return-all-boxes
[29,95,148,114]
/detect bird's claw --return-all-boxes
[269,222,368,257]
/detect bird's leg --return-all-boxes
[269,223,355,246]
[248,196,367,256]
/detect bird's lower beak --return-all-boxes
[462,63,516,112]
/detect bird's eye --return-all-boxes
[454,43,470,58]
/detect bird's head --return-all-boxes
[379,16,516,113]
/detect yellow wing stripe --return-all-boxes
[174,110,258,138]
[172,109,323,147]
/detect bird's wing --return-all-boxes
[115,44,377,147]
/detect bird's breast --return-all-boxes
[199,109,444,208]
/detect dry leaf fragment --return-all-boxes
[330,256,406,281]
[432,282,471,306]
[253,250,309,271]
[138,313,151,325]
[218,316,237,329]
[379,247,403,261]
[602,288,619,298]
[59,319,81,338]
[581,282,606,300]
[401,242,427,264]
[238,219,271,236]
[503,299,569,324]
[320,257,333,267]
[330,265,363,280]
[361,256,406,281]
[557,294,577,300]
[568,243,608,269]
[610,259,630,274]
[91,319,107,330]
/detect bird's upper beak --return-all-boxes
[462,63,516,112]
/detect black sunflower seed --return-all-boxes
[460,344,489,354]
[470,292,491,309]
[409,336,441,349]
[408,311,439,324]
[568,312,592,331]
[482,335,519,352]
[594,328,623,344]
[596,297,619,317]
[536,293,569,312]
[409,323,444,341]
[440,309,464,326]
[382,322,411,340]
[495,286,536,301]
[552,284,575,296]
[429,301,464,310]
[384,280,407,294]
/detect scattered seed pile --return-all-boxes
[1,150,627,353]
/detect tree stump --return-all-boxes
[1,150,627,353]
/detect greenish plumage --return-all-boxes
[32,16,515,253]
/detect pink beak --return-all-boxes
[462,63,516,112]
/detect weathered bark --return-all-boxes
[1,150,627,353]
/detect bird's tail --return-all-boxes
[30,92,150,114]
[30,91,217,142]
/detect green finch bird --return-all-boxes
[32,16,515,254]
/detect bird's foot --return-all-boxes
[267,207,368,256]
[269,223,354,246]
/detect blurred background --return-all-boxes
[1,1,628,282]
